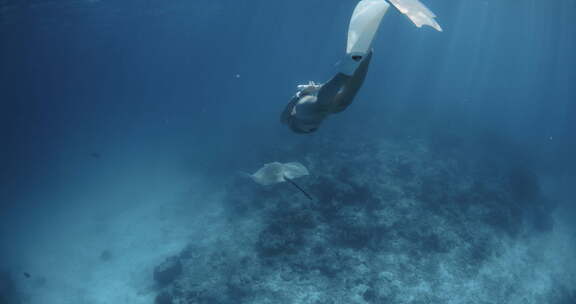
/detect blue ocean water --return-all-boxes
[1,0,575,303]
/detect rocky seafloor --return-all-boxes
[151,136,575,304]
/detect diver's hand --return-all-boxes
[296,81,322,97]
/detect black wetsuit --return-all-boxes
[281,51,373,134]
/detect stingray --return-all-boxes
[247,162,313,200]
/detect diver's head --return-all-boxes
[289,120,319,134]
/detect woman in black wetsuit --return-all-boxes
[280,0,442,134]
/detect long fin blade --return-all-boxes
[388,0,443,32]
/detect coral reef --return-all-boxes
[154,257,183,287]
[152,137,569,304]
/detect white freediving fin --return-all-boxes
[387,0,442,31]
[347,0,391,55]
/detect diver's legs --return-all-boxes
[332,51,373,112]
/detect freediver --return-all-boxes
[281,0,442,134]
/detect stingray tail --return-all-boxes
[283,175,314,201]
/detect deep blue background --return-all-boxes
[1,0,575,260]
